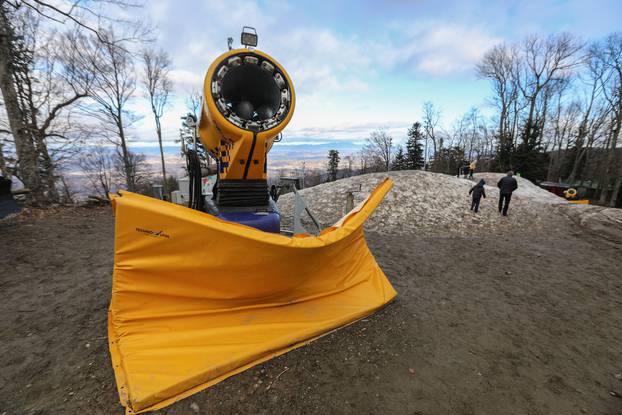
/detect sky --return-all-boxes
[124,0,622,173]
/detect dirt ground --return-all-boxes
[1,207,622,414]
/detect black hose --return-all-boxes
[186,149,204,211]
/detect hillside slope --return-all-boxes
[278,170,568,236]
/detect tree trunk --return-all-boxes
[155,116,168,197]
[34,130,59,203]
[60,175,73,204]
[423,138,428,170]
[546,147,556,181]
[0,5,44,204]
[0,138,7,176]
[117,115,134,191]
[431,139,437,172]
[599,116,620,204]
[567,146,586,184]
[609,162,622,207]
[606,104,622,208]
[525,94,537,144]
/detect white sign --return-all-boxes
[202,175,217,196]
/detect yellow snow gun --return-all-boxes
[192,42,294,232]
[564,187,590,204]
[108,27,395,414]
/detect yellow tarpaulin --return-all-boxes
[108,178,396,414]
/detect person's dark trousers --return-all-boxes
[498,193,512,216]
[470,197,481,213]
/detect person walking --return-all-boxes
[497,171,518,216]
[468,160,477,179]
[468,179,486,213]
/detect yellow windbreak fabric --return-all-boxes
[108,178,396,414]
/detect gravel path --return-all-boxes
[2,208,622,414]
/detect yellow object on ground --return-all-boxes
[564,188,578,199]
[108,179,396,414]
[568,199,590,204]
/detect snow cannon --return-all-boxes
[107,28,396,414]
[197,46,295,232]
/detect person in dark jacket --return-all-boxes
[0,176,20,219]
[468,179,486,213]
[497,171,518,216]
[462,165,470,179]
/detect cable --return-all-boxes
[186,149,204,211]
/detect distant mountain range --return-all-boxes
[135,140,363,171]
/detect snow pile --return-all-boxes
[278,170,568,236]
[562,204,622,242]
[474,173,565,204]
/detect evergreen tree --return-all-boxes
[326,149,340,181]
[513,120,548,181]
[405,122,425,169]
[392,146,406,170]
[434,146,465,175]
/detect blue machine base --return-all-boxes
[217,211,280,233]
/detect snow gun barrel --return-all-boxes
[198,49,295,183]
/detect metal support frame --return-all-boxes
[291,185,321,235]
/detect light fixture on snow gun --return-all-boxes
[241,26,258,48]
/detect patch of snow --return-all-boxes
[278,170,567,236]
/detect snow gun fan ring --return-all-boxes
[210,52,292,132]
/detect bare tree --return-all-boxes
[464,107,484,161]
[358,149,370,174]
[141,48,172,196]
[518,34,584,147]
[0,0,142,204]
[113,150,152,192]
[180,89,212,170]
[79,143,115,198]
[14,0,142,45]
[422,101,440,170]
[545,87,580,181]
[0,4,43,202]
[0,7,97,204]
[72,29,140,191]
[363,129,393,172]
[477,43,521,148]
[562,52,608,183]
[343,155,354,177]
[186,89,202,119]
[478,34,584,177]
[0,128,8,176]
[591,33,622,206]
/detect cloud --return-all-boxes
[368,22,502,76]
[284,120,411,146]
[409,25,502,75]
[270,27,373,94]
[127,1,503,161]
[169,69,203,91]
